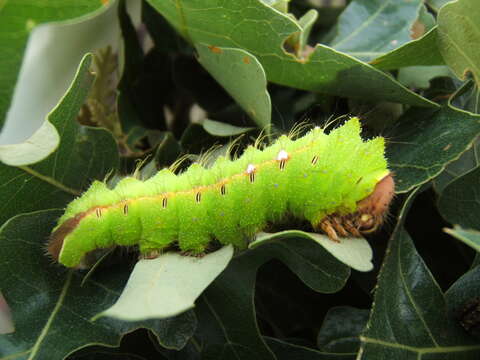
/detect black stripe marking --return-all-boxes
[196,192,202,203]
[162,197,168,208]
[123,204,128,215]
[221,184,226,195]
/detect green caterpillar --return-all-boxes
[48,118,394,268]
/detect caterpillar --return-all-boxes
[48,118,394,268]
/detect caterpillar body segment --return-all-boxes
[49,118,393,268]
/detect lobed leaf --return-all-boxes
[0,0,119,140]
[0,55,119,227]
[99,246,234,321]
[147,0,436,107]
[0,210,197,360]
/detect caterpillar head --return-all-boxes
[355,173,395,232]
[318,173,395,241]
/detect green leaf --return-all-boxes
[99,246,234,321]
[147,0,436,107]
[437,0,480,86]
[427,0,456,12]
[329,0,423,62]
[0,0,118,139]
[371,28,444,70]
[387,106,480,193]
[317,306,369,356]
[0,54,119,226]
[200,237,351,360]
[449,79,480,114]
[445,226,480,253]
[266,337,354,360]
[196,45,271,129]
[202,119,254,137]
[359,191,480,359]
[438,167,480,230]
[397,65,451,90]
[433,140,480,194]
[0,210,197,360]
[251,231,373,272]
[445,265,480,338]
[433,82,480,193]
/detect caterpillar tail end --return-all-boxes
[47,212,88,269]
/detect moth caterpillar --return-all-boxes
[48,118,394,268]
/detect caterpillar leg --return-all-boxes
[318,219,340,242]
[178,234,210,255]
[140,249,164,260]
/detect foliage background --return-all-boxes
[1,0,480,359]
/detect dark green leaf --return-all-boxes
[266,337,353,360]
[0,55,119,227]
[329,0,423,62]
[317,306,369,355]
[201,237,351,360]
[0,210,196,360]
[147,0,436,106]
[359,189,480,359]
[438,167,480,230]
[0,0,104,131]
[387,106,480,193]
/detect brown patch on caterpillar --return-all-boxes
[357,174,395,219]
[316,173,395,240]
[47,212,88,262]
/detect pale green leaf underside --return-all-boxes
[0,120,59,166]
[251,231,373,272]
[202,118,254,137]
[197,45,271,129]
[98,245,234,321]
[444,226,480,253]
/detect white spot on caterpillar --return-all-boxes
[246,164,256,183]
[276,150,289,161]
[276,150,289,171]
